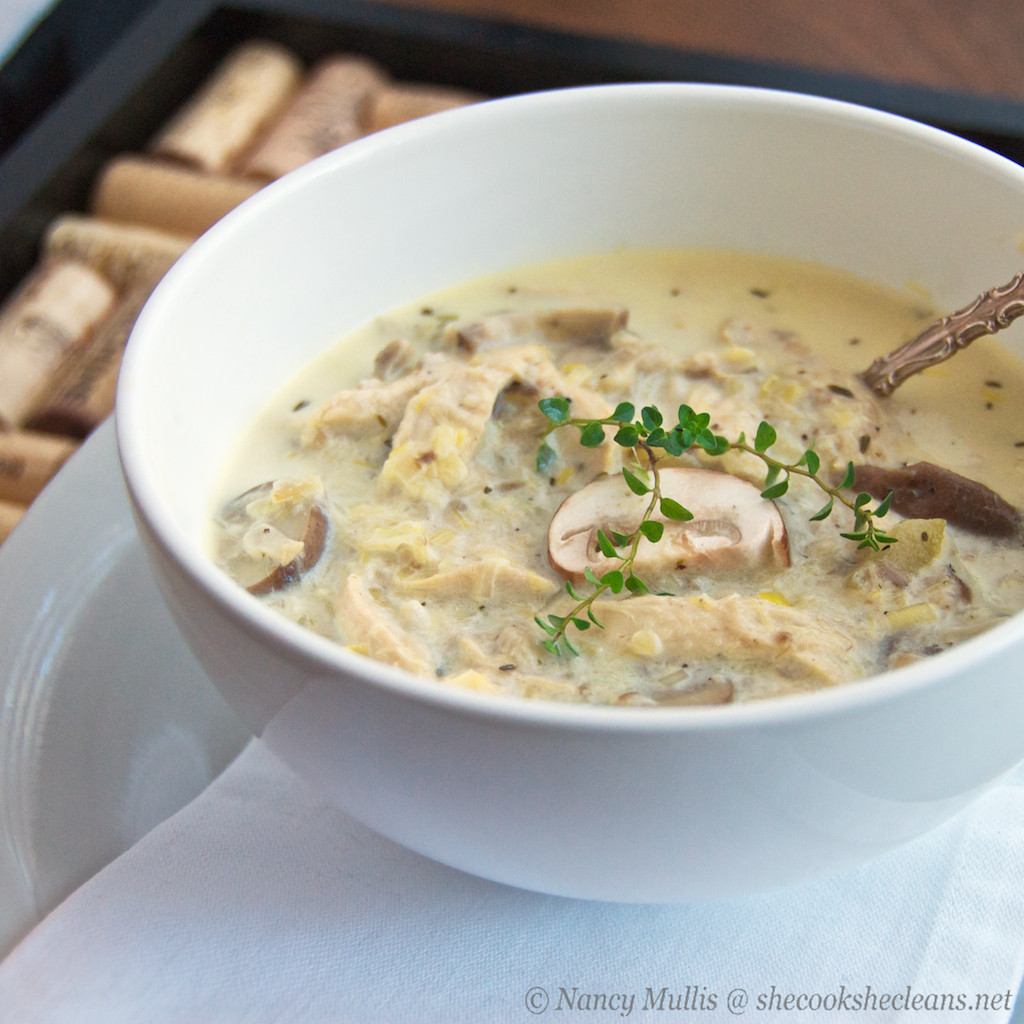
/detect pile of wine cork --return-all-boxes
[0,39,484,547]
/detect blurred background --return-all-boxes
[3,0,1024,99]
[381,0,1024,99]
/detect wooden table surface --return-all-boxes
[382,0,1024,102]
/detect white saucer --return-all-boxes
[0,419,250,956]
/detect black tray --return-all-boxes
[5,0,1024,300]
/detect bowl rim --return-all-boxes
[116,80,1024,735]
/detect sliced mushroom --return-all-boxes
[216,477,329,596]
[373,337,418,380]
[853,461,1021,538]
[447,307,628,353]
[547,467,790,582]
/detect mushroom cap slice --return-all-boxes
[216,477,329,595]
[853,460,1021,538]
[448,307,628,353]
[548,467,790,582]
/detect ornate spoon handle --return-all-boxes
[860,270,1024,396]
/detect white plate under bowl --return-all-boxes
[1,429,1022,1017]
[0,420,249,956]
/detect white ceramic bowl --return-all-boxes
[116,84,1024,902]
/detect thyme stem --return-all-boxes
[535,440,664,654]
[533,396,895,656]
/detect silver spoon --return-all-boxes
[860,270,1024,396]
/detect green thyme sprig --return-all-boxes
[535,408,692,656]
[534,396,895,656]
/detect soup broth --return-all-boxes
[209,250,1024,705]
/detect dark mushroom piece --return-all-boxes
[372,337,417,380]
[217,479,329,595]
[853,461,1021,539]
[449,308,628,354]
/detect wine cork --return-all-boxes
[43,215,191,291]
[90,156,262,238]
[241,55,386,181]
[0,429,77,503]
[26,284,153,438]
[149,40,303,173]
[0,260,117,429]
[0,498,26,544]
[364,82,483,134]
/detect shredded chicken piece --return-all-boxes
[302,352,456,443]
[396,557,557,601]
[478,344,612,418]
[591,593,858,685]
[379,344,614,501]
[337,574,434,675]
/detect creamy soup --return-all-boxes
[209,250,1024,705]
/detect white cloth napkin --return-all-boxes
[1,739,1022,1023]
